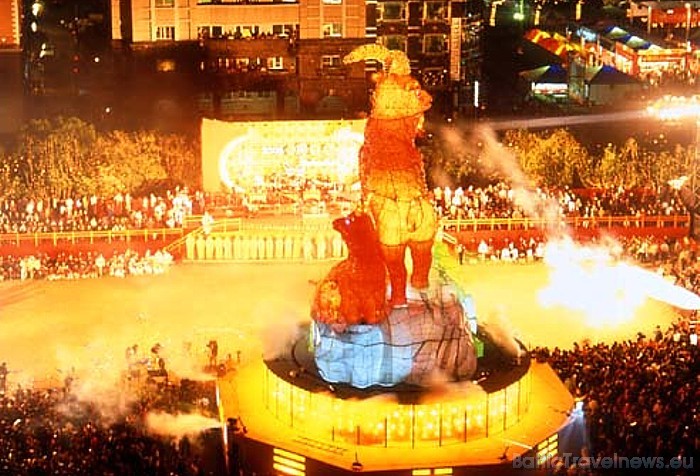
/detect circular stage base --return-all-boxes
[220,352,574,476]
[261,327,531,448]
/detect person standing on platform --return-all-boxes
[185,233,196,260]
[207,340,219,369]
[202,211,214,235]
[284,235,294,259]
[456,243,465,265]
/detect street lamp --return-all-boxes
[576,1,584,22]
[513,0,525,21]
[32,2,43,17]
[534,6,542,26]
[489,0,505,27]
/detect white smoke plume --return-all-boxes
[472,125,563,227]
[418,378,488,405]
[260,313,307,360]
[539,237,700,327]
[478,306,523,358]
[145,411,222,439]
[433,124,566,232]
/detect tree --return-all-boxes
[91,130,167,195]
[158,133,201,189]
[597,138,691,188]
[504,128,592,187]
[13,117,98,198]
[5,117,203,198]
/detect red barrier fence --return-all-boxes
[0,215,690,258]
[0,228,185,258]
[441,215,690,232]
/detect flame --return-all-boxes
[539,238,700,328]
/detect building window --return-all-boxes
[155,0,174,7]
[380,2,406,21]
[382,34,407,52]
[267,57,284,70]
[198,26,211,38]
[323,0,342,3]
[423,34,446,54]
[321,55,342,68]
[235,26,257,38]
[198,26,224,38]
[273,24,295,38]
[424,1,447,21]
[156,26,175,41]
[322,23,343,38]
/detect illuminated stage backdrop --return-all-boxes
[201,118,367,192]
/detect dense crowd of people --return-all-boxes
[451,230,699,475]
[0,249,173,281]
[533,318,698,475]
[433,183,687,221]
[0,181,690,237]
[516,232,699,475]
[453,228,699,271]
[0,179,698,475]
[0,189,205,233]
[0,380,218,475]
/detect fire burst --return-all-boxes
[538,237,700,328]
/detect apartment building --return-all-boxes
[110,0,483,123]
[370,1,484,117]
[110,0,368,122]
[0,0,22,136]
[0,0,20,47]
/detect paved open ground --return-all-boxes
[0,258,679,396]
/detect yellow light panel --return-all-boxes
[273,462,305,476]
[434,469,453,475]
[273,448,306,463]
[273,456,305,472]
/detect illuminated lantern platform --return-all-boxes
[217,269,575,475]
[263,331,530,448]
[220,338,576,476]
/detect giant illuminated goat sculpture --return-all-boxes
[311,45,476,388]
[346,45,438,307]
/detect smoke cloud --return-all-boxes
[478,306,523,358]
[473,125,563,227]
[0,263,320,427]
[145,411,222,439]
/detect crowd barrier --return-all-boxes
[0,215,689,262]
[0,228,185,247]
[441,215,690,232]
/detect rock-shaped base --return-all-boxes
[312,284,477,388]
